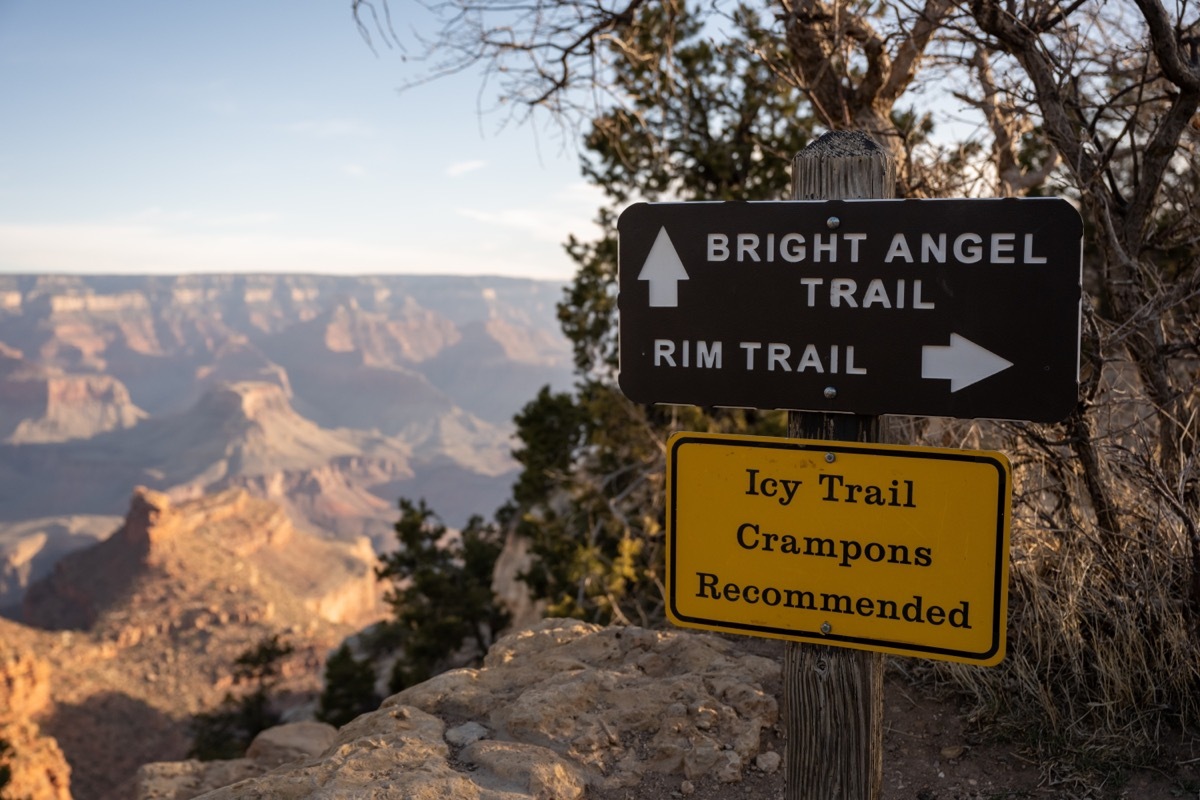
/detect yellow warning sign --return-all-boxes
[666,432,1011,665]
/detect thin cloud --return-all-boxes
[457,205,601,244]
[554,180,606,206]
[129,208,283,227]
[446,160,487,177]
[0,221,577,280]
[456,182,604,243]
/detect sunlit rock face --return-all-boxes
[0,647,72,800]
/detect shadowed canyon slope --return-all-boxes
[0,274,571,606]
[6,486,383,800]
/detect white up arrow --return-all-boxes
[638,226,689,308]
[921,334,1013,392]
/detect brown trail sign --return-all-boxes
[617,197,1082,423]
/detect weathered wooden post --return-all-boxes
[784,130,894,800]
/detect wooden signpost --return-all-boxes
[616,130,1083,798]
[784,132,891,800]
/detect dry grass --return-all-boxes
[947,525,1200,779]
[892,355,1200,790]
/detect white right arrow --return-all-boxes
[921,334,1013,392]
[637,226,690,308]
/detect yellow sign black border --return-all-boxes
[666,432,1012,665]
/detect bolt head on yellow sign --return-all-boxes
[666,432,1011,665]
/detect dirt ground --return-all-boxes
[609,678,1200,800]
[599,634,1200,800]
[873,675,1200,800]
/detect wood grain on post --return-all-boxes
[784,131,894,800]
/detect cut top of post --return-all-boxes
[792,131,895,201]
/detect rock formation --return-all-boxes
[0,273,572,604]
[10,487,385,799]
[136,722,338,799]
[22,487,383,633]
[0,349,147,444]
[0,646,72,800]
[137,619,786,799]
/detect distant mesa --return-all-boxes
[191,336,294,408]
[0,346,146,444]
[20,486,384,634]
[190,380,327,444]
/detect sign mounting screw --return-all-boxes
[824,386,838,399]
[826,216,841,230]
[820,622,832,635]
[825,453,836,463]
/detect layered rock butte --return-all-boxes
[5,487,385,800]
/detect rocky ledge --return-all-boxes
[137,618,784,799]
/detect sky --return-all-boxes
[0,1,603,281]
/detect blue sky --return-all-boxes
[0,1,602,280]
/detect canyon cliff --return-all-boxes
[7,487,385,800]
[0,274,574,798]
[0,274,570,606]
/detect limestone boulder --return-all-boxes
[244,720,338,766]
[135,722,337,800]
